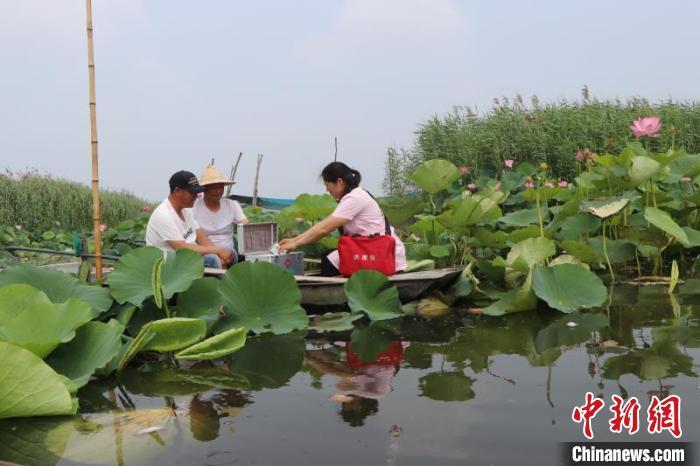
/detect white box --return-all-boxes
[236,222,304,275]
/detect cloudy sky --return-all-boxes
[1,0,699,201]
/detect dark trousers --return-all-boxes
[320,251,340,277]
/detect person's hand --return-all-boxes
[217,248,235,267]
[278,238,298,253]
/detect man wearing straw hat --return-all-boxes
[193,163,248,265]
[146,170,235,269]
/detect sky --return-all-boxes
[1,0,699,202]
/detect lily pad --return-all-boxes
[308,312,363,333]
[0,342,77,419]
[173,277,223,330]
[0,264,112,318]
[344,270,403,321]
[531,264,607,313]
[557,213,601,241]
[216,261,308,335]
[160,249,205,299]
[499,207,549,227]
[644,207,689,246]
[175,327,247,361]
[46,320,125,388]
[410,159,461,194]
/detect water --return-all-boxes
[1,286,698,466]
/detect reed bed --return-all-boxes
[0,170,149,232]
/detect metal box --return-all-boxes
[236,222,304,275]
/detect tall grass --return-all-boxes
[384,96,700,194]
[0,170,150,232]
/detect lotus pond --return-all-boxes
[0,284,698,466]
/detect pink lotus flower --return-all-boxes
[504,159,515,168]
[142,205,151,212]
[544,181,554,189]
[558,180,569,188]
[467,183,477,191]
[458,166,470,175]
[629,116,662,138]
[576,150,586,162]
[99,224,107,232]
[681,176,692,183]
[524,180,535,189]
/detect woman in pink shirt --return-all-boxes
[279,162,406,276]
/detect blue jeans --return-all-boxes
[203,248,238,269]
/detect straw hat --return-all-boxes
[199,164,235,186]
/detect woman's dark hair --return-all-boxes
[321,162,361,196]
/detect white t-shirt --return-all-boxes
[192,198,247,251]
[145,198,200,252]
[329,187,407,271]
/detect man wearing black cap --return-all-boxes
[145,170,235,268]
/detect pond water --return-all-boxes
[1,285,698,466]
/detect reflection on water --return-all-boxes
[0,286,698,466]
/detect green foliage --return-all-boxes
[344,270,403,321]
[175,327,247,361]
[531,264,607,313]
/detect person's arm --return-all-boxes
[279,215,347,252]
[167,229,234,266]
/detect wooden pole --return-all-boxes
[334,137,338,162]
[85,0,103,278]
[252,153,263,207]
[225,151,243,197]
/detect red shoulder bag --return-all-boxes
[337,213,396,277]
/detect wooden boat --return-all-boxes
[295,268,462,307]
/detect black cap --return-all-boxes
[169,170,204,194]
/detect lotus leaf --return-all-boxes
[472,228,508,249]
[602,343,695,381]
[410,159,461,193]
[106,246,162,305]
[127,299,166,336]
[349,321,397,362]
[408,217,446,237]
[142,318,207,352]
[429,245,450,258]
[507,225,556,243]
[681,227,700,247]
[418,372,475,402]
[344,270,403,321]
[534,313,609,353]
[506,237,556,269]
[531,264,607,313]
[282,193,337,222]
[0,264,112,317]
[0,342,77,419]
[437,192,503,230]
[173,277,223,329]
[117,324,156,372]
[0,286,93,358]
[628,156,661,185]
[0,418,76,466]
[308,312,363,333]
[499,207,549,227]
[46,320,125,388]
[161,249,205,299]
[416,297,450,319]
[481,281,537,316]
[549,254,589,269]
[216,261,308,334]
[644,207,689,245]
[560,241,601,265]
[588,237,636,263]
[378,197,426,225]
[557,213,601,241]
[229,332,305,390]
[175,327,246,360]
[581,197,629,219]
[121,364,250,396]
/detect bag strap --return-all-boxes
[338,189,391,236]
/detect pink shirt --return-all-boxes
[328,187,406,271]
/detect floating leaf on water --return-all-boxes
[531,264,607,313]
[344,270,403,321]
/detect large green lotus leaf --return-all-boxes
[345,270,403,321]
[628,156,661,185]
[175,327,246,361]
[161,249,204,299]
[117,323,156,372]
[534,313,609,353]
[172,277,222,330]
[228,332,305,390]
[349,320,398,362]
[531,264,607,313]
[437,192,504,230]
[506,237,556,269]
[472,228,509,249]
[681,227,700,247]
[644,207,689,246]
[121,364,250,396]
[410,159,461,193]
[106,246,162,305]
[377,197,426,225]
[556,213,601,241]
[581,197,629,219]
[0,342,77,419]
[0,295,93,358]
[481,281,537,316]
[560,240,601,265]
[46,320,124,388]
[0,418,76,466]
[507,225,556,243]
[142,318,206,352]
[588,237,636,263]
[216,261,308,335]
[0,264,112,318]
[282,193,337,222]
[0,283,51,321]
[308,312,363,333]
[498,207,549,227]
[127,298,166,336]
[408,216,446,237]
[418,372,475,402]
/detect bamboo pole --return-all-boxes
[225,152,243,197]
[252,153,263,207]
[85,0,103,278]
